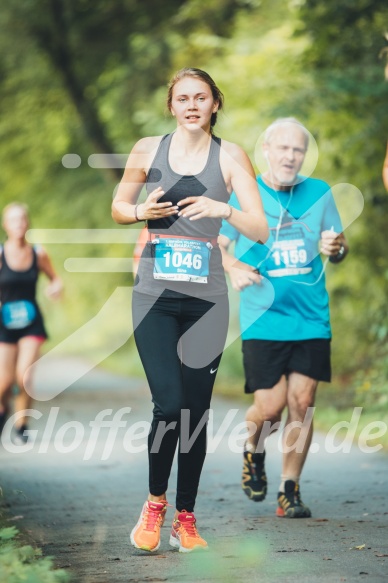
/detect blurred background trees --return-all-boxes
[0,0,387,408]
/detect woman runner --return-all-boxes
[0,202,62,444]
[112,68,268,553]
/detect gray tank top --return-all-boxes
[134,133,230,298]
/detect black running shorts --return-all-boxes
[0,310,47,344]
[242,339,331,393]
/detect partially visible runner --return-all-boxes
[219,118,349,518]
[132,225,148,277]
[112,68,268,553]
[0,202,62,444]
[383,142,388,191]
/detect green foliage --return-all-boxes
[313,405,388,450]
[0,0,386,409]
[0,528,19,541]
[0,0,251,369]
[296,0,388,398]
[0,527,70,583]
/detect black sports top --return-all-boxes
[134,133,230,298]
[0,244,47,339]
[0,245,39,305]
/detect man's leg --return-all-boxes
[242,377,288,501]
[282,371,317,477]
[242,339,291,451]
[246,376,288,451]
[277,371,317,518]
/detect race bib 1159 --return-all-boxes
[266,238,312,278]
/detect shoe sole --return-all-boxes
[242,484,267,502]
[169,535,208,553]
[276,506,311,518]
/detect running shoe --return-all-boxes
[0,411,7,437]
[242,448,267,502]
[276,480,311,518]
[130,500,168,552]
[169,511,208,552]
[12,425,29,445]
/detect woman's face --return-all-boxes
[2,206,29,239]
[170,76,218,132]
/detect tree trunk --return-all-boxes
[35,0,122,182]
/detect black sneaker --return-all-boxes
[0,411,7,436]
[242,449,267,502]
[276,480,311,518]
[12,425,30,446]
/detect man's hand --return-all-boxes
[320,230,348,263]
[218,233,262,290]
[320,230,342,257]
[228,261,262,291]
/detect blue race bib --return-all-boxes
[1,300,37,329]
[266,238,313,278]
[153,237,211,283]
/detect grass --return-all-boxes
[313,407,388,450]
[0,502,70,583]
[313,379,388,451]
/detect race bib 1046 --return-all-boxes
[153,238,211,283]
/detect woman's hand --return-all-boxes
[36,247,63,300]
[177,196,230,221]
[45,277,63,300]
[136,187,179,221]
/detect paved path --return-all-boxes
[0,358,387,583]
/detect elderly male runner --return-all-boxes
[219,118,349,518]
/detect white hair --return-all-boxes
[264,117,309,149]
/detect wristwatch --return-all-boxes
[330,243,346,262]
[336,244,345,258]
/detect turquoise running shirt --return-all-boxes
[220,176,342,341]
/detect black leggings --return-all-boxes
[132,291,229,512]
